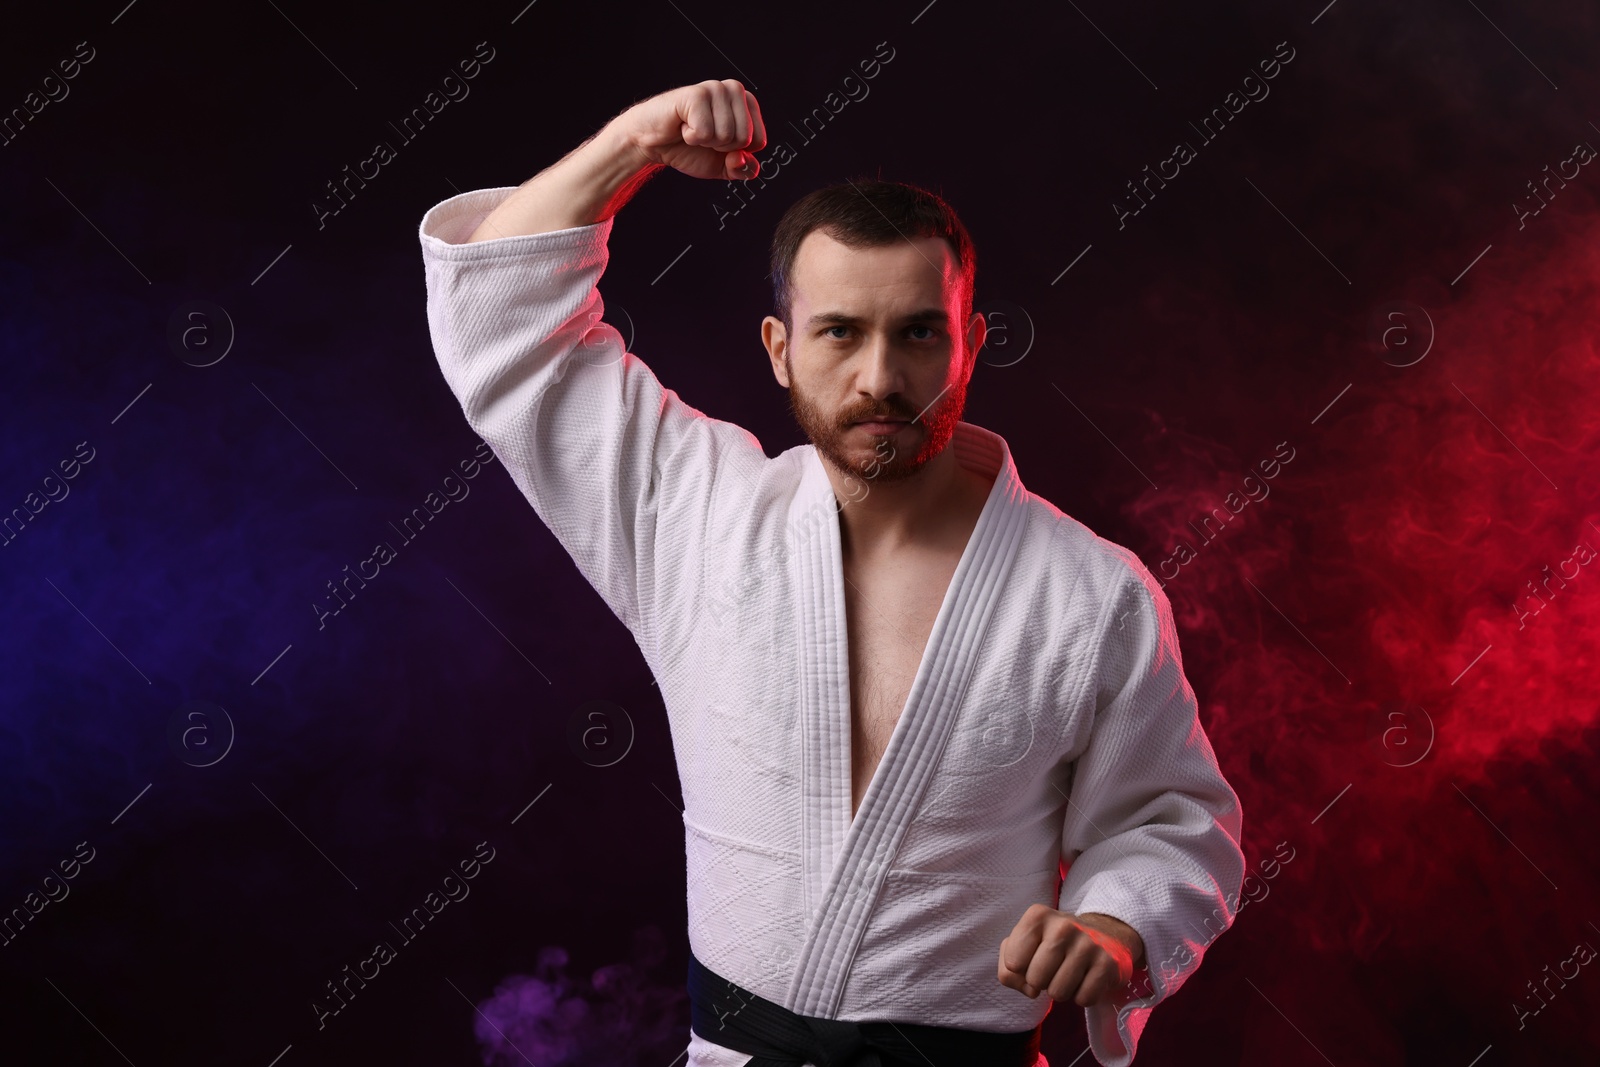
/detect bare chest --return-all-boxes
[843,550,963,819]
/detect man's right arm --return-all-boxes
[417,81,769,651]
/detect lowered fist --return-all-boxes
[998,905,1144,1008]
[614,79,768,182]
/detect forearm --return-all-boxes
[467,121,663,242]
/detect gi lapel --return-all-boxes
[786,421,1031,1017]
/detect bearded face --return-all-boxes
[768,229,977,484]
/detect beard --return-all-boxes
[784,351,969,484]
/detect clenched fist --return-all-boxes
[998,905,1144,1008]
[614,79,768,182]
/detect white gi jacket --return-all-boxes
[418,187,1246,1067]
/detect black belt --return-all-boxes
[687,951,1043,1067]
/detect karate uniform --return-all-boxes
[418,187,1246,1067]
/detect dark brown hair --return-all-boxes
[768,177,977,336]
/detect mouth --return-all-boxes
[851,418,912,433]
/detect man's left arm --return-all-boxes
[1007,564,1245,1066]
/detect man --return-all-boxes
[417,79,1244,1066]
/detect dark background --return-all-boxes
[2,0,1598,1064]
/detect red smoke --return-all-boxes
[1110,197,1599,1062]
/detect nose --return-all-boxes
[854,333,907,410]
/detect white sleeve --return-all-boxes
[1057,562,1246,1066]
[417,186,764,655]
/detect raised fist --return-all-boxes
[615,79,768,182]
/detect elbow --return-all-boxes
[448,323,588,435]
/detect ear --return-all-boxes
[963,309,987,375]
[762,315,790,387]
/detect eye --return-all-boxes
[908,325,938,340]
[822,325,851,339]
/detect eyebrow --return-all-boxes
[804,308,951,329]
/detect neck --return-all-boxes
[823,436,992,558]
